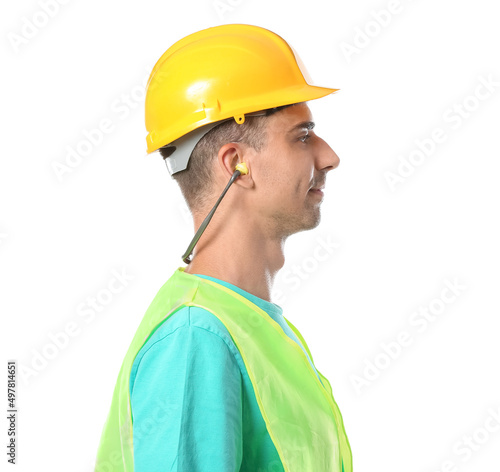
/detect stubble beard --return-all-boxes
[269,201,322,239]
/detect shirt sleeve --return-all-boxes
[130,318,243,472]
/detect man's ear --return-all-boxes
[217,142,254,189]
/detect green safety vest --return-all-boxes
[95,267,352,472]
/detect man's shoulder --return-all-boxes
[133,305,241,369]
[153,305,234,343]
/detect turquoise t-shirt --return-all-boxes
[129,274,327,471]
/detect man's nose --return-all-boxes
[315,136,340,171]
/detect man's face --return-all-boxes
[250,102,340,238]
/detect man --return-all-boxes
[95,24,352,472]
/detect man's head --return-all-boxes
[145,24,340,260]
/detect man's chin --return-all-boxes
[306,207,322,228]
[272,207,322,237]
[293,212,322,235]
[305,215,321,231]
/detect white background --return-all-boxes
[1,0,499,470]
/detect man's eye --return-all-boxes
[299,134,311,143]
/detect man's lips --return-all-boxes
[308,186,324,196]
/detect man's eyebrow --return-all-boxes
[287,121,316,134]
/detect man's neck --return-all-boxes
[183,216,286,302]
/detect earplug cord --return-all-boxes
[182,163,248,264]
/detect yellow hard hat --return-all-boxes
[145,23,339,156]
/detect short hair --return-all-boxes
[159,104,295,213]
